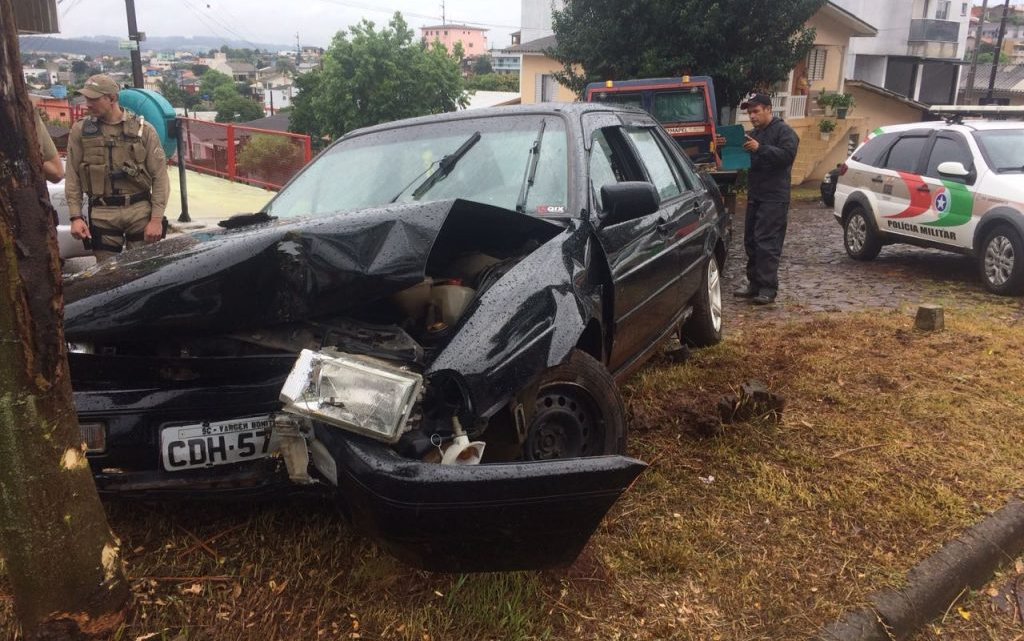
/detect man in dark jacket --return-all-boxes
[733,93,799,305]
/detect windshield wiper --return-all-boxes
[409,131,482,201]
[516,120,547,213]
[996,165,1024,172]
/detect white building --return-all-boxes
[519,0,563,44]
[833,0,971,104]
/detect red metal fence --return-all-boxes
[175,118,313,191]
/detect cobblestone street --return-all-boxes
[722,200,1024,324]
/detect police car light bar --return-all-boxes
[929,105,1024,117]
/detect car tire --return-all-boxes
[680,253,723,347]
[978,224,1024,296]
[843,206,882,261]
[523,349,626,460]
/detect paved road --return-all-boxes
[722,201,1023,321]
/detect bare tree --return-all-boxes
[0,0,130,637]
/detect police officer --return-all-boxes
[732,93,799,305]
[66,74,169,262]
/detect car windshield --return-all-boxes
[265,115,569,218]
[973,129,1024,172]
[652,90,708,123]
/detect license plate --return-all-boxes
[161,416,275,471]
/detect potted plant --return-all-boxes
[818,118,836,141]
[816,90,837,116]
[834,93,855,119]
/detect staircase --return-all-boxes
[790,116,864,185]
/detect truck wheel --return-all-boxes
[843,206,881,261]
[681,253,723,347]
[524,350,626,460]
[978,224,1024,295]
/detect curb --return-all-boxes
[818,498,1024,641]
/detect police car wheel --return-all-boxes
[978,224,1024,296]
[843,206,881,261]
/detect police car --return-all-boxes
[833,107,1024,295]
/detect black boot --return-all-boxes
[733,283,757,298]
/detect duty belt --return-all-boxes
[90,192,151,207]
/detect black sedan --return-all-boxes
[64,103,731,571]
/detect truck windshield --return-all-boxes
[589,91,644,111]
[652,91,708,123]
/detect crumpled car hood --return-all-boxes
[63,199,559,340]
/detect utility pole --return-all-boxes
[124,0,144,88]
[441,0,446,25]
[965,0,989,105]
[986,0,1012,103]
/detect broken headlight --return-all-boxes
[279,349,422,444]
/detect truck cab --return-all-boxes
[585,76,720,169]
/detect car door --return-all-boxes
[584,117,691,374]
[876,134,932,231]
[916,132,977,250]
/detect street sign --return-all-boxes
[119,40,138,50]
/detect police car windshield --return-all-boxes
[974,129,1024,172]
[264,115,569,218]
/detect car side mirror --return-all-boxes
[936,161,970,178]
[599,182,660,226]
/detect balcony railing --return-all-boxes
[909,18,960,43]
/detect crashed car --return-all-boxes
[64,104,731,571]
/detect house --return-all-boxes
[959,64,1024,106]
[489,48,521,75]
[420,24,488,56]
[502,35,575,103]
[833,0,971,105]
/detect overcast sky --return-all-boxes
[54,0,521,51]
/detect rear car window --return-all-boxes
[884,136,928,173]
[851,132,896,167]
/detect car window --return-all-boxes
[925,135,974,180]
[851,132,897,167]
[884,136,928,173]
[590,129,624,211]
[973,129,1024,173]
[265,115,569,218]
[625,128,683,200]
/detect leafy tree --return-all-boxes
[215,93,263,122]
[465,72,519,92]
[550,0,824,113]
[191,63,210,76]
[472,54,494,75]
[157,77,200,110]
[237,133,304,184]
[70,59,88,77]
[275,57,297,76]
[289,12,467,141]
[200,68,234,99]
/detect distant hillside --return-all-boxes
[19,35,294,57]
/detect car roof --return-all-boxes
[343,103,649,139]
[877,119,1024,136]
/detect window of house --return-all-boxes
[936,0,951,20]
[808,47,827,82]
[961,3,968,16]
[537,74,558,102]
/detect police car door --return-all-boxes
[916,132,977,250]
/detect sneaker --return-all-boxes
[752,293,776,305]
[733,284,757,298]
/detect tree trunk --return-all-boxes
[0,0,131,638]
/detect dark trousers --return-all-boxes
[743,199,789,297]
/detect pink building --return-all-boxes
[420,24,489,56]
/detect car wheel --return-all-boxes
[523,350,626,460]
[680,253,723,347]
[978,224,1024,295]
[843,206,881,261]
